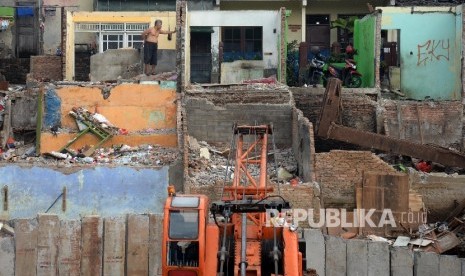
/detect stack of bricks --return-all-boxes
[315,150,396,210]
[0,58,30,84]
[30,56,62,81]
[381,99,463,150]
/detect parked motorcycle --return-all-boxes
[326,58,362,88]
[307,50,363,88]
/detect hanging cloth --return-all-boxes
[0,7,14,18]
[17,7,34,17]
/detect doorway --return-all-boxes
[306,14,330,54]
[190,30,212,83]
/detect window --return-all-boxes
[169,210,199,240]
[127,34,143,49]
[102,34,123,52]
[222,27,263,62]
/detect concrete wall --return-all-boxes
[220,60,265,84]
[0,214,163,275]
[292,107,316,182]
[304,229,464,276]
[40,83,177,153]
[380,6,462,100]
[410,171,465,221]
[188,10,281,82]
[30,55,62,81]
[0,165,169,219]
[184,86,293,146]
[315,150,397,209]
[380,99,463,150]
[89,49,140,82]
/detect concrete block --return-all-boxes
[127,214,150,275]
[15,218,38,276]
[149,214,163,276]
[461,259,465,276]
[367,242,389,276]
[390,247,413,276]
[414,252,439,276]
[37,214,60,276]
[0,237,14,276]
[325,235,346,276]
[304,229,325,276]
[347,239,367,276]
[81,216,103,276]
[439,255,461,276]
[58,220,81,275]
[103,217,126,276]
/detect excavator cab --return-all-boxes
[162,194,208,276]
[162,124,303,276]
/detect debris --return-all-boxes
[48,151,72,160]
[409,238,433,247]
[341,232,357,239]
[277,167,293,181]
[0,222,14,235]
[199,147,210,160]
[415,160,433,173]
[393,236,411,247]
[367,234,392,244]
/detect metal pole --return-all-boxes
[240,213,247,276]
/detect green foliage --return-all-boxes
[330,16,358,34]
[286,40,299,87]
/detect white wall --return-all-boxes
[189,10,280,69]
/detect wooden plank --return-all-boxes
[15,218,38,276]
[37,214,60,276]
[58,220,81,276]
[127,214,150,275]
[103,217,126,276]
[81,215,103,276]
[149,214,163,276]
[0,236,15,276]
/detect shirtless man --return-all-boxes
[141,20,176,75]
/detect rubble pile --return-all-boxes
[187,136,299,186]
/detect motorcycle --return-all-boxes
[326,58,362,88]
[307,52,363,88]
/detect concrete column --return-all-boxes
[439,255,461,276]
[347,239,368,276]
[304,229,325,276]
[367,242,390,276]
[325,235,346,276]
[301,3,306,43]
[414,252,439,276]
[390,247,413,276]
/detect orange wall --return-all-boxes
[41,83,178,153]
[57,84,177,132]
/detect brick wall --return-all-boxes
[380,100,463,150]
[188,182,319,228]
[315,150,396,209]
[292,107,316,182]
[30,56,62,81]
[0,58,30,84]
[184,88,293,146]
[291,87,378,151]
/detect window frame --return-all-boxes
[168,209,199,240]
[221,26,263,62]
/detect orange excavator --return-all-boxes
[162,124,303,276]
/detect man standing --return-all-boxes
[141,20,176,75]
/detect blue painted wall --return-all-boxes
[381,6,463,100]
[0,165,169,219]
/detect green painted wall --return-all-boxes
[354,15,376,88]
[380,6,463,100]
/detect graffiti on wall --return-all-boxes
[417,39,450,66]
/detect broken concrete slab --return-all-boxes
[90,49,141,82]
[37,214,60,276]
[347,239,368,276]
[304,229,325,276]
[103,217,126,275]
[414,252,439,276]
[325,235,346,276]
[368,241,390,276]
[126,214,149,275]
[391,247,413,276]
[439,255,461,276]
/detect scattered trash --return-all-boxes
[393,236,411,247]
[199,147,210,160]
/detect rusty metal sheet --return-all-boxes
[317,78,465,168]
[127,214,149,275]
[58,220,81,276]
[37,214,60,276]
[81,216,103,276]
